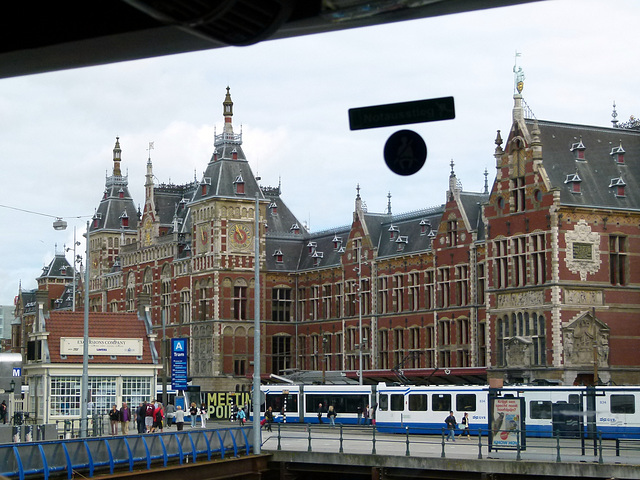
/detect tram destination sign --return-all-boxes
[348,96,455,131]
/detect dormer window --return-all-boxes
[120,210,129,228]
[118,188,124,199]
[269,201,278,215]
[389,225,399,240]
[610,177,626,197]
[290,223,300,234]
[312,251,324,266]
[611,142,625,165]
[232,148,238,160]
[564,172,582,194]
[103,190,108,200]
[273,249,283,263]
[332,234,342,250]
[396,235,408,251]
[201,177,211,196]
[92,213,102,229]
[60,266,67,275]
[570,137,586,161]
[420,219,431,235]
[213,148,219,162]
[307,241,317,255]
[234,174,245,195]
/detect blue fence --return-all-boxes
[0,426,254,480]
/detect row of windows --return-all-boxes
[530,394,635,418]
[378,393,477,413]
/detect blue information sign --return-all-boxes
[171,338,188,390]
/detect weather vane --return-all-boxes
[513,51,525,94]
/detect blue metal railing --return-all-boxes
[0,426,254,480]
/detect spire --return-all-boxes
[612,101,619,128]
[113,137,122,177]
[223,86,234,134]
[386,191,392,215]
[483,168,489,194]
[355,183,363,215]
[144,143,155,217]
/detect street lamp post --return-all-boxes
[80,220,90,438]
[252,192,261,454]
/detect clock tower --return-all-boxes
[188,87,267,391]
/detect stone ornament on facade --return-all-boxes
[504,336,532,367]
[563,289,603,306]
[496,290,544,309]
[564,219,601,281]
[563,312,609,367]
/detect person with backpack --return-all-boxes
[237,405,246,424]
[152,402,164,433]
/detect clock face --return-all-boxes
[230,223,252,247]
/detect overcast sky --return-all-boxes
[0,0,637,306]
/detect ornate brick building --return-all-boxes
[17,83,640,392]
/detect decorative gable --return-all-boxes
[570,137,586,161]
[564,172,582,194]
[610,142,625,165]
[609,177,626,197]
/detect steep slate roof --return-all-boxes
[528,119,640,210]
[45,311,154,364]
[154,182,198,235]
[37,253,75,282]
[459,191,490,241]
[376,206,444,259]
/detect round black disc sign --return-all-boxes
[383,129,427,176]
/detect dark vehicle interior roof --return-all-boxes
[1,0,541,79]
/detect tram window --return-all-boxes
[611,394,635,414]
[568,394,580,404]
[267,394,298,413]
[379,394,388,411]
[391,394,405,411]
[529,400,552,419]
[456,394,476,411]
[432,394,451,412]
[409,394,428,411]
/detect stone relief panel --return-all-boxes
[505,336,532,368]
[563,289,603,306]
[496,290,544,309]
[564,219,601,281]
[563,313,609,367]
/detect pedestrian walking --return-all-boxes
[264,406,274,432]
[109,405,120,435]
[461,412,471,439]
[445,411,457,442]
[165,403,175,427]
[120,402,131,435]
[175,405,185,431]
[189,402,198,428]
[363,404,370,425]
[237,406,246,424]
[327,405,337,427]
[199,403,207,428]
[136,401,146,434]
[356,404,363,425]
[145,400,155,433]
[317,403,324,424]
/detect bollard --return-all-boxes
[307,424,312,452]
[598,431,603,464]
[477,428,483,460]
[371,426,377,455]
[441,427,446,458]
[339,424,344,453]
[25,424,33,442]
[405,426,410,456]
[277,422,281,451]
[555,430,561,463]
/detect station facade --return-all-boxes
[14,85,640,394]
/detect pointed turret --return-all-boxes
[113,137,122,177]
[223,86,234,134]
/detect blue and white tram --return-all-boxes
[261,384,374,424]
[374,383,489,434]
[260,383,640,438]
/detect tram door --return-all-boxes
[552,398,583,438]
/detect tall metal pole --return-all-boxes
[253,192,261,453]
[72,226,77,311]
[80,220,90,438]
[358,252,363,385]
[162,311,167,408]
